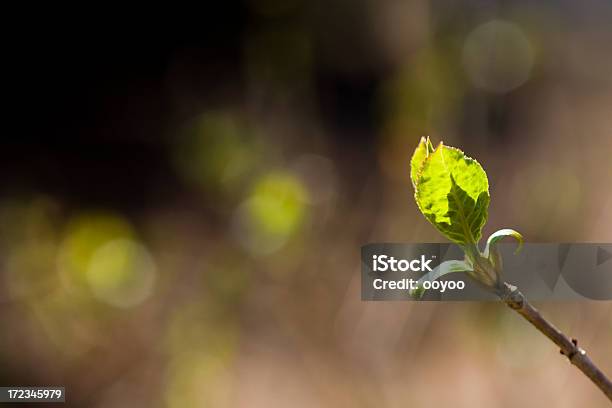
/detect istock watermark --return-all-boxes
[372,254,434,272]
[370,253,466,293]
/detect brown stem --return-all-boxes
[497,282,612,402]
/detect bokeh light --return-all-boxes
[463,20,535,93]
[233,171,309,255]
[86,238,157,308]
[174,112,264,195]
[57,212,135,294]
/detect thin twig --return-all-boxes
[498,282,612,402]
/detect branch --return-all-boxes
[497,282,612,402]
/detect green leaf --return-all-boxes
[410,136,434,187]
[410,260,473,298]
[414,143,489,245]
[483,228,523,270]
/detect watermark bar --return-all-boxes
[362,243,612,301]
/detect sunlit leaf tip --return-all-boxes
[410,136,435,187]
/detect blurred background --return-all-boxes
[2,1,612,406]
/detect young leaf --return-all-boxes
[483,228,523,271]
[410,260,473,298]
[410,136,434,187]
[484,229,523,256]
[414,143,490,245]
